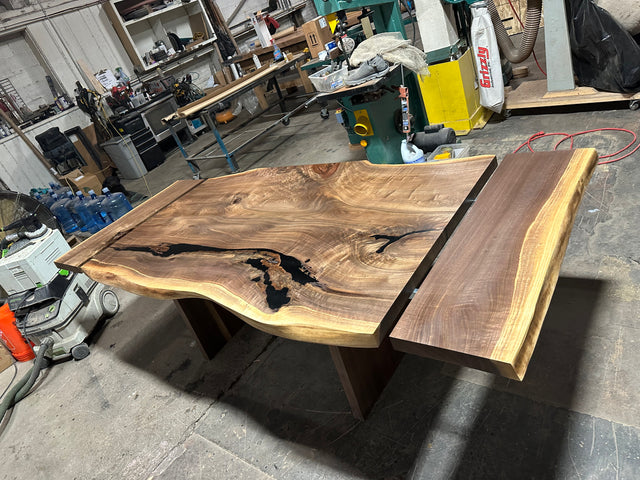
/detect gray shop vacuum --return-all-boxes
[0,215,119,360]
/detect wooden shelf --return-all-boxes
[123,2,186,26]
[104,0,217,73]
[143,38,216,73]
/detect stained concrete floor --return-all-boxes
[2,80,640,479]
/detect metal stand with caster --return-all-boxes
[320,107,330,119]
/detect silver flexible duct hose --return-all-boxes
[485,0,543,64]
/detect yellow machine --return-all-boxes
[418,49,491,135]
[412,0,491,135]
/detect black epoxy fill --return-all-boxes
[372,229,436,254]
[114,242,317,311]
[246,258,290,310]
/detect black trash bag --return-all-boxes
[565,0,640,93]
[214,26,236,59]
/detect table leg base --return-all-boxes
[329,338,402,420]
[174,298,245,359]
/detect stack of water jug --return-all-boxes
[35,182,133,235]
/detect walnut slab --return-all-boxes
[390,148,598,380]
[56,158,496,348]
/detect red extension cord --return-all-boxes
[513,128,640,165]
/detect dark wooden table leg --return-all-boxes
[174,298,245,360]
[329,337,403,420]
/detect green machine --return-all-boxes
[315,0,407,38]
[313,0,428,164]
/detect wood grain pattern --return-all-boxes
[56,158,496,348]
[330,338,402,420]
[390,148,598,380]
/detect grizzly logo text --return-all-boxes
[477,47,492,88]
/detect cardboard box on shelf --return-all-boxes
[81,125,116,169]
[67,123,116,185]
[74,172,103,196]
[189,13,209,40]
[56,169,103,196]
[72,140,110,184]
[302,16,334,59]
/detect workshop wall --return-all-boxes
[0,32,54,111]
[0,108,89,193]
[0,0,99,32]
[493,0,544,36]
[0,1,217,193]
[0,3,131,193]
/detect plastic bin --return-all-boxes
[101,135,148,179]
[427,143,471,162]
[309,65,348,92]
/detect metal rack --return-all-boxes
[0,78,29,124]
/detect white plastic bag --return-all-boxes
[471,4,504,113]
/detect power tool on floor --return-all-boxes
[0,214,119,361]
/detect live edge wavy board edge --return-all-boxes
[390,148,598,380]
[56,158,497,349]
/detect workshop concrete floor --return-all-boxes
[3,82,640,478]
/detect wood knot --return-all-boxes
[310,163,340,178]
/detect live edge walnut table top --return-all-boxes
[55,157,496,349]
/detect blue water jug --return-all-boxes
[101,188,133,221]
[70,191,100,234]
[50,193,79,234]
[87,190,112,228]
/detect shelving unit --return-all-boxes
[104,0,217,73]
[122,1,185,26]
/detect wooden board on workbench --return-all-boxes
[233,30,307,63]
[56,158,497,348]
[176,64,273,115]
[171,53,307,119]
[390,148,598,380]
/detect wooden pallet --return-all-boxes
[505,79,640,111]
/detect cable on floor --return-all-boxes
[0,363,17,402]
[513,128,640,165]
